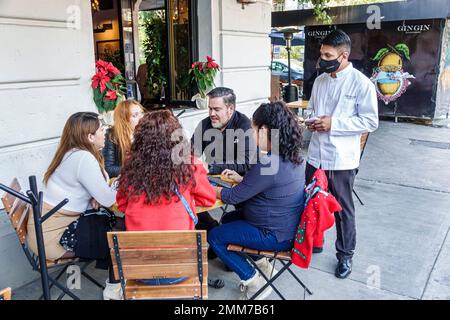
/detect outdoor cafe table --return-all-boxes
[109,174,236,217]
[287,100,309,117]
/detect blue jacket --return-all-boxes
[221,154,305,242]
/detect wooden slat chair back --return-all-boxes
[108,230,208,300]
[360,132,370,159]
[1,178,30,244]
[0,287,12,300]
[353,132,370,206]
[1,178,77,267]
[1,178,105,300]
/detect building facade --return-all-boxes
[0,0,271,289]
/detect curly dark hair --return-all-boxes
[118,109,196,204]
[252,101,303,165]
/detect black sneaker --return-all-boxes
[335,258,352,279]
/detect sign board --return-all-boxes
[304,19,445,118]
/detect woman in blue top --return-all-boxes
[208,101,305,300]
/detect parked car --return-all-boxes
[271,59,304,82]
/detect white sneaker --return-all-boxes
[239,271,273,300]
[103,280,124,300]
[255,258,278,279]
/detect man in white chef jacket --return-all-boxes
[305,29,379,279]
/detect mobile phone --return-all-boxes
[305,117,319,124]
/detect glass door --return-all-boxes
[167,0,195,104]
[119,0,137,99]
[138,0,198,108]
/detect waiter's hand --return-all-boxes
[306,121,317,132]
[314,116,332,132]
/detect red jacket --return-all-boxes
[292,169,342,268]
[117,159,216,231]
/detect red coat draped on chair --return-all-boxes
[292,169,342,268]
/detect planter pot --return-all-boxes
[195,96,209,109]
[100,110,115,126]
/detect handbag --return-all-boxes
[59,207,117,255]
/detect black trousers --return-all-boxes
[305,163,357,260]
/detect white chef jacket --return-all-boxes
[307,63,379,171]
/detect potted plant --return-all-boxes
[189,56,220,109]
[91,59,127,124]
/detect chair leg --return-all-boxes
[279,260,313,295]
[38,265,68,300]
[56,291,66,300]
[81,271,105,289]
[244,253,289,300]
[48,276,80,300]
[79,261,105,289]
[239,253,314,300]
[219,204,229,224]
[353,188,364,206]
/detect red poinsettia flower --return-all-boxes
[206,56,219,69]
[96,60,110,71]
[198,63,203,71]
[104,90,118,101]
[91,70,110,93]
[191,62,198,69]
[208,61,219,69]
[106,62,121,76]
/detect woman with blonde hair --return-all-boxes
[27,112,120,299]
[103,99,145,177]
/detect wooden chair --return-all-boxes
[107,230,207,300]
[0,177,104,300]
[0,287,12,300]
[353,132,370,206]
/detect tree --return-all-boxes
[273,0,400,23]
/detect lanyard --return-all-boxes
[174,188,198,225]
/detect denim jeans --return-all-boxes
[207,211,293,281]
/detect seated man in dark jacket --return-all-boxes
[191,87,257,258]
[191,87,256,175]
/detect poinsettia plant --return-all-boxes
[91,60,127,113]
[189,56,220,99]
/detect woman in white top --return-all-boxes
[27,112,119,298]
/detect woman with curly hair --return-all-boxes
[116,110,216,231]
[103,99,145,178]
[208,101,305,300]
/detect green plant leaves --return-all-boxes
[93,88,106,113]
[142,11,167,99]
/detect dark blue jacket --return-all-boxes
[221,154,305,242]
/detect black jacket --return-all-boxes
[102,129,121,178]
[191,111,256,175]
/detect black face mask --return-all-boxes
[318,55,343,74]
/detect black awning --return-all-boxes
[272,0,450,27]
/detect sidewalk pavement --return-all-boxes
[11,120,450,300]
